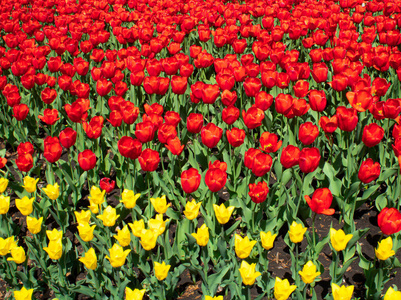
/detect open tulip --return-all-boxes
[125,288,146,300]
[106,243,130,268]
[239,261,261,285]
[332,283,354,300]
[235,234,257,259]
[129,220,145,238]
[183,200,201,220]
[191,223,209,246]
[114,225,131,247]
[274,277,297,300]
[260,231,277,250]
[148,214,167,236]
[305,188,335,215]
[7,246,26,264]
[375,237,395,260]
[154,261,171,280]
[299,261,321,284]
[248,181,269,203]
[377,207,401,235]
[120,190,140,209]
[97,206,119,227]
[88,186,105,205]
[43,240,63,260]
[213,203,235,225]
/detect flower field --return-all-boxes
[1,0,401,298]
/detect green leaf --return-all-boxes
[208,265,231,295]
[323,163,342,196]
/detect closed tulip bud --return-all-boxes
[42,183,60,200]
[14,287,34,300]
[125,288,146,300]
[239,261,261,285]
[148,214,167,236]
[235,234,257,259]
[0,195,10,214]
[74,210,91,224]
[181,168,201,194]
[213,203,235,225]
[7,246,26,264]
[154,261,171,281]
[332,284,354,300]
[77,223,96,242]
[140,229,158,250]
[26,216,43,234]
[362,123,384,147]
[260,231,277,250]
[43,240,63,260]
[106,243,130,268]
[22,176,39,193]
[299,261,321,284]
[274,277,297,300]
[183,200,202,220]
[299,147,321,173]
[375,237,395,260]
[384,287,401,300]
[138,148,160,172]
[97,206,119,227]
[0,178,9,193]
[330,228,353,252]
[289,221,307,243]
[88,186,106,205]
[358,158,380,184]
[129,219,145,237]
[59,127,77,149]
[150,195,170,214]
[377,207,401,235]
[79,248,97,270]
[205,163,227,192]
[78,150,97,171]
[43,137,62,163]
[191,223,209,246]
[186,113,203,134]
[114,225,131,247]
[16,196,34,216]
[120,190,140,209]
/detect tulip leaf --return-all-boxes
[208,265,231,295]
[323,162,342,196]
[69,285,95,298]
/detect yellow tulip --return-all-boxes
[0,178,9,193]
[183,200,201,220]
[74,210,91,224]
[332,283,354,300]
[13,287,34,300]
[42,183,60,200]
[238,260,261,285]
[22,176,39,193]
[148,214,167,236]
[125,287,146,300]
[26,216,43,234]
[384,287,401,300]
[79,248,97,270]
[7,246,26,264]
[43,240,63,260]
[88,199,99,214]
[274,277,297,300]
[88,186,105,205]
[154,261,171,280]
[106,243,130,268]
[97,206,120,227]
[235,234,257,259]
[288,221,307,244]
[77,223,96,242]
[299,261,321,284]
[114,225,131,247]
[260,231,277,250]
[128,219,145,237]
[330,228,353,252]
[213,203,235,225]
[150,195,170,214]
[0,236,17,256]
[0,194,10,214]
[375,237,395,261]
[120,190,140,209]
[16,196,34,216]
[191,223,209,246]
[205,296,223,300]
[46,228,63,242]
[140,229,158,251]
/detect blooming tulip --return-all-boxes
[88,186,105,205]
[260,231,277,250]
[97,206,119,227]
[384,287,401,300]
[304,188,335,215]
[129,220,145,238]
[154,261,171,280]
[330,228,353,252]
[248,181,269,203]
[26,216,43,235]
[299,261,321,284]
[22,176,39,193]
[239,261,261,285]
[0,178,9,193]
[14,287,34,300]
[74,210,91,224]
[79,248,97,270]
[377,207,401,235]
[42,183,60,200]
[113,225,131,247]
[358,159,381,184]
[15,196,34,216]
[77,223,96,242]
[288,221,307,243]
[7,246,26,264]
[332,283,354,300]
[140,229,158,250]
[106,243,130,268]
[274,277,297,300]
[150,195,170,214]
[191,223,209,246]
[213,204,235,225]
[125,288,146,300]
[375,237,395,260]
[181,168,201,194]
[183,200,201,220]
[235,234,257,259]
[0,195,10,214]
[148,214,167,236]
[120,190,140,209]
[43,240,63,260]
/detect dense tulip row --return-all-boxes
[1,0,401,299]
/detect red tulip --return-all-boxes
[226,128,245,148]
[83,116,104,140]
[280,145,300,168]
[78,150,97,171]
[255,91,273,111]
[299,147,321,173]
[0,157,6,169]
[181,168,201,194]
[17,142,34,156]
[319,116,338,134]
[16,154,33,173]
[201,123,223,149]
[43,137,62,163]
[243,77,261,97]
[164,111,181,127]
[135,121,156,143]
[158,124,177,144]
[275,93,293,115]
[305,188,335,215]
[117,136,142,159]
[41,87,57,104]
[138,148,160,172]
[298,122,319,145]
[248,181,269,204]
[259,131,282,153]
[346,90,373,112]
[59,127,77,149]
[336,106,358,132]
[222,106,240,125]
[13,104,29,121]
[166,137,185,156]
[38,108,59,125]
[251,153,273,177]
[221,90,237,107]
[308,90,327,112]
[244,148,262,170]
[205,160,227,192]
[377,207,401,235]
[187,113,203,134]
[100,178,115,193]
[362,123,384,147]
[293,80,309,98]
[358,158,381,184]
[96,78,113,97]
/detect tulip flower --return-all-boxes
[201,123,223,149]
[213,203,235,225]
[7,246,26,264]
[259,131,282,153]
[260,231,277,250]
[74,210,91,224]
[46,228,63,242]
[138,148,160,172]
[22,176,39,193]
[377,207,401,235]
[78,150,97,171]
[181,168,201,194]
[42,183,60,200]
[280,145,300,169]
[129,220,145,237]
[88,186,106,205]
[43,240,63,260]
[299,261,321,284]
[205,161,228,192]
[13,287,34,300]
[384,287,401,300]
[26,216,43,235]
[362,123,384,148]
[117,136,143,160]
[332,283,354,300]
[77,223,96,242]
[150,195,170,214]
[125,288,146,300]
[99,178,115,194]
[0,195,10,214]
[148,214,167,236]
[242,106,264,129]
[183,200,202,220]
[248,181,269,203]
[358,159,380,184]
[154,261,171,280]
[205,296,223,300]
[106,243,130,268]
[191,223,209,246]
[304,188,335,215]
[235,234,257,259]
[330,229,353,252]
[0,178,9,193]
[97,206,120,227]
[120,190,140,209]
[299,147,321,173]
[79,248,97,270]
[274,277,297,300]
[15,196,34,216]
[239,261,261,285]
[0,236,17,256]
[186,113,203,134]
[288,221,307,243]
[375,237,395,260]
[140,229,158,250]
